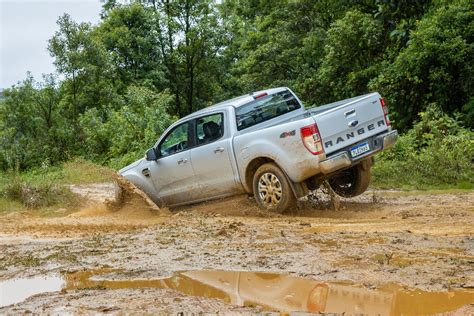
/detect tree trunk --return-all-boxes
[185,0,193,115]
[72,70,77,121]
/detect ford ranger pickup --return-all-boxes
[119,87,398,212]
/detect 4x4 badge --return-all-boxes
[280,130,296,138]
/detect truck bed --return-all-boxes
[232,90,392,187]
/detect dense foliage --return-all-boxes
[373,105,473,189]
[0,0,472,182]
[79,86,175,169]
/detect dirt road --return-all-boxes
[0,187,473,314]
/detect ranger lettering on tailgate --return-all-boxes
[324,119,386,149]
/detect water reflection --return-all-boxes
[63,270,474,315]
[1,269,473,315]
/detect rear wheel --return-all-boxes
[328,162,371,198]
[253,163,296,213]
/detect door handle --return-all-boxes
[214,147,225,153]
[142,168,150,177]
[344,109,356,117]
[177,158,188,164]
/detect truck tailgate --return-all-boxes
[310,93,389,155]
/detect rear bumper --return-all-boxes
[320,130,398,174]
[380,130,398,149]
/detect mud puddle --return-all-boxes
[2,270,473,314]
[0,275,63,307]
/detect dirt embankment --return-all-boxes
[0,184,473,314]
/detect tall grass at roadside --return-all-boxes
[372,105,473,190]
[2,177,79,209]
[0,158,114,212]
[19,158,114,186]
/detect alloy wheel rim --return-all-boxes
[258,172,282,207]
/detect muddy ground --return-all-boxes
[0,185,473,314]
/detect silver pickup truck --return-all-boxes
[119,87,397,212]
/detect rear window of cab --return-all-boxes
[235,90,301,131]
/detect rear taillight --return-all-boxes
[380,97,391,126]
[301,123,324,155]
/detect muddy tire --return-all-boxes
[328,162,371,198]
[253,163,296,213]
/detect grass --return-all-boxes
[0,251,43,269]
[371,177,473,191]
[371,162,473,191]
[0,179,80,213]
[370,140,473,191]
[370,107,474,191]
[373,188,474,198]
[17,158,113,185]
[0,197,24,214]
[0,158,114,213]
[0,158,113,189]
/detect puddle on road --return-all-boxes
[1,270,473,314]
[0,275,64,307]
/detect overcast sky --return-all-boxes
[0,0,102,89]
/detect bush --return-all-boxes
[80,86,175,169]
[2,178,79,209]
[0,159,110,211]
[372,105,474,189]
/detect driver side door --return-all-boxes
[148,121,200,206]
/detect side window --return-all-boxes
[196,113,224,145]
[159,122,189,157]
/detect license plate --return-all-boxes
[350,142,370,157]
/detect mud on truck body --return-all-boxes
[119,87,397,213]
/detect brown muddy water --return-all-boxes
[1,269,473,314]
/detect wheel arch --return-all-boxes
[243,156,276,194]
[243,157,308,199]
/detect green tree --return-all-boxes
[309,10,383,105]
[219,0,373,103]
[79,86,175,167]
[153,0,226,116]
[371,0,474,129]
[220,0,318,94]
[97,4,167,92]
[49,14,119,121]
[0,75,72,170]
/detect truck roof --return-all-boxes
[183,87,288,119]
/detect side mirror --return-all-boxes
[145,148,158,161]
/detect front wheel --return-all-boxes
[253,163,296,213]
[328,162,371,198]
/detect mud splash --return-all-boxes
[67,176,171,223]
[2,270,473,314]
[107,175,163,213]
